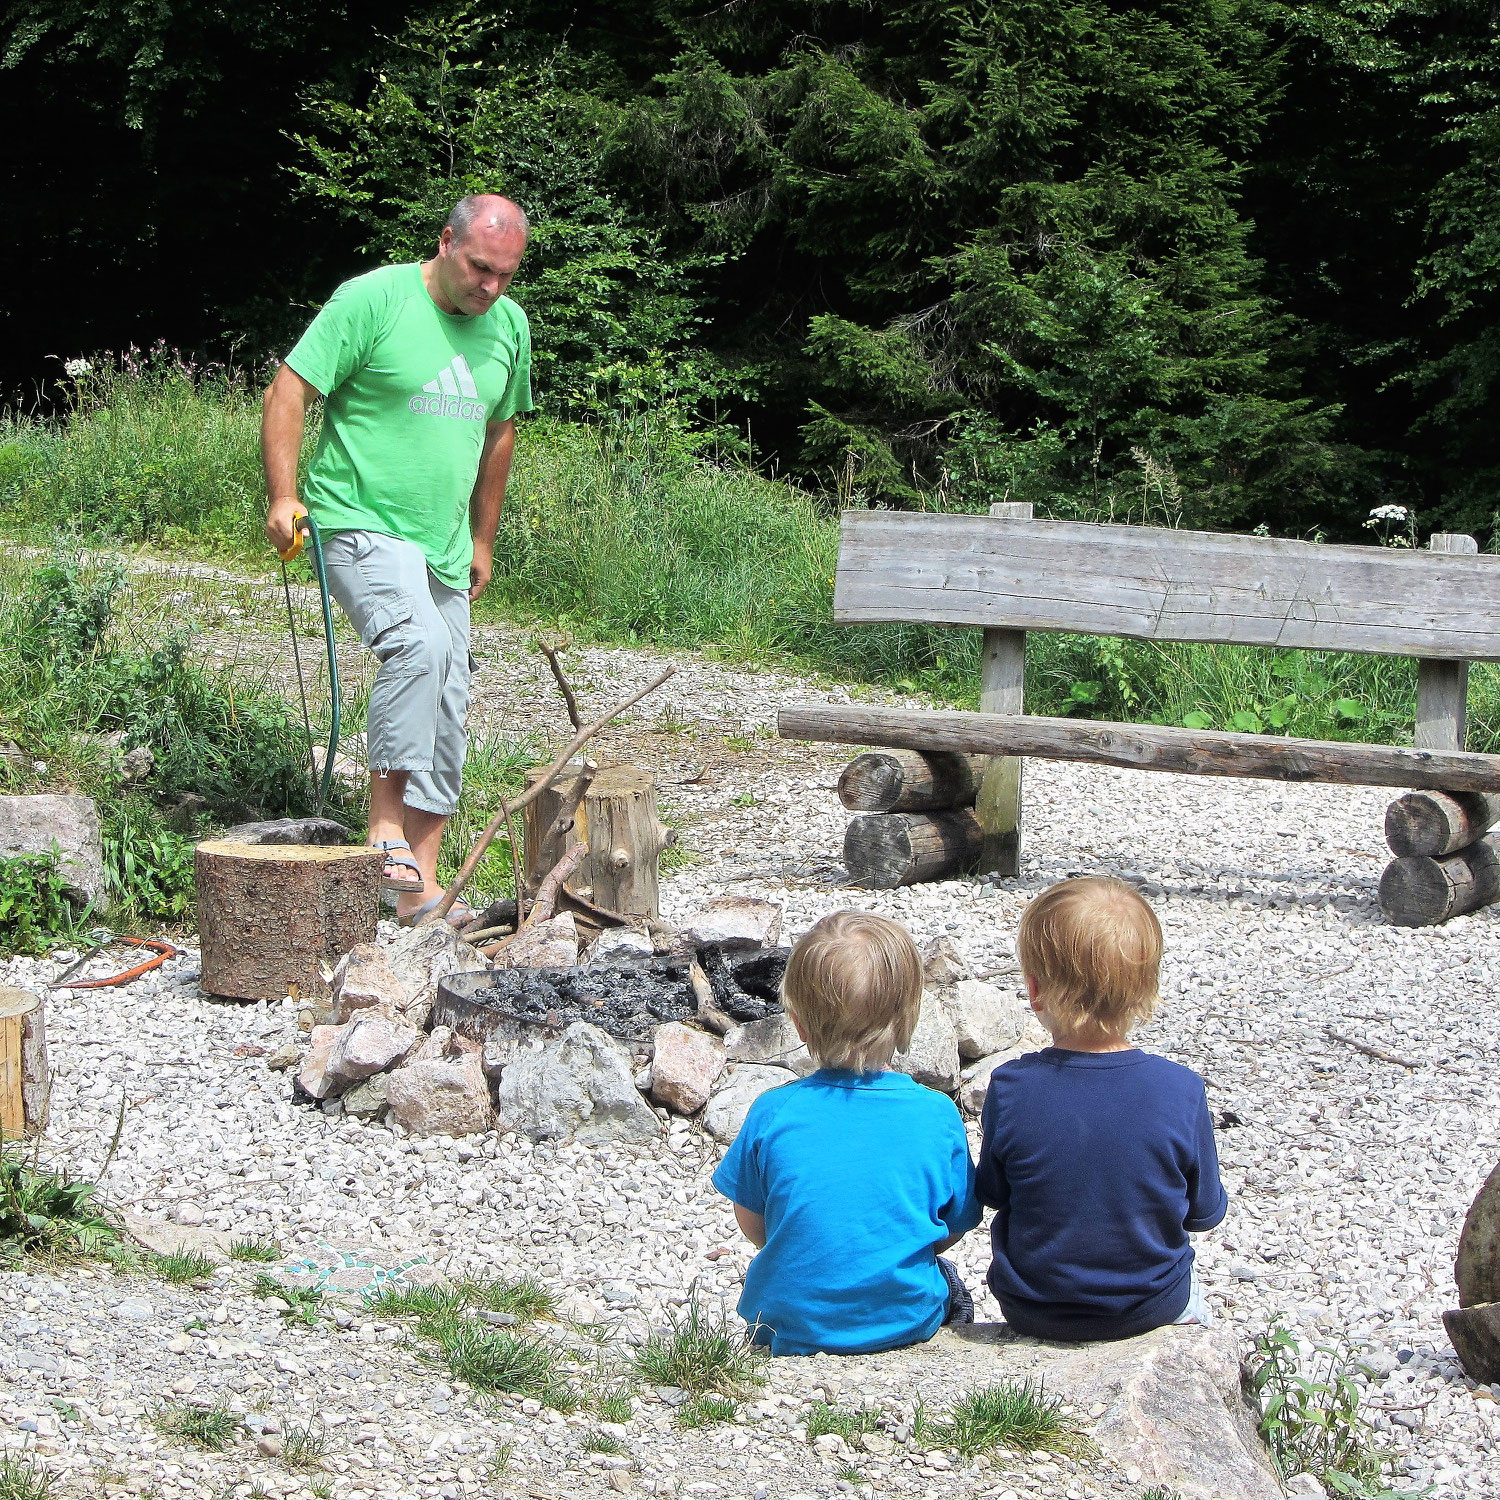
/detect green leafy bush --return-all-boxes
[0,1143,118,1263]
[0,850,85,955]
[1250,1324,1419,1499]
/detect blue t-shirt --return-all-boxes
[712,1069,982,1356]
[976,1048,1227,1343]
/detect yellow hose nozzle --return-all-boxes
[278,510,309,562]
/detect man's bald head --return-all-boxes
[446,194,530,244]
[429,194,530,316]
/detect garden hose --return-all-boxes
[277,509,342,816]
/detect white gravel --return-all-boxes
[3,639,1498,1498]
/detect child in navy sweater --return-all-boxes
[977,878,1227,1342]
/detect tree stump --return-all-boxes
[195,841,383,1002]
[1444,1161,1500,1382]
[844,809,984,889]
[523,764,671,919]
[0,987,48,1138]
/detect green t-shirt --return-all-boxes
[285,262,533,589]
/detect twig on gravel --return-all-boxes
[536,637,583,731]
[422,664,677,924]
[1323,1026,1424,1069]
[503,797,526,930]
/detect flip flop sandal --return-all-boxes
[372,838,425,893]
[397,892,477,929]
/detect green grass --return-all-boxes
[0,1143,119,1263]
[589,1383,634,1423]
[150,1401,241,1451]
[279,1421,326,1471]
[580,1429,626,1454]
[461,1273,559,1321]
[149,1248,217,1284]
[7,359,1500,756]
[675,1394,738,1428]
[0,1452,55,1500]
[915,1380,1088,1460]
[805,1402,880,1442]
[486,1442,514,1481]
[632,1297,766,1398]
[431,1321,572,1406]
[228,1235,282,1263]
[251,1274,323,1326]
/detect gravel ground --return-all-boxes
[3,632,1498,1499]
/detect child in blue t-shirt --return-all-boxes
[713,910,982,1355]
[977,878,1228,1343]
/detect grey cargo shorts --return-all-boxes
[320,529,471,817]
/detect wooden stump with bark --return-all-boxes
[195,840,383,1002]
[1447,1161,1500,1382]
[844,808,984,889]
[0,987,48,1138]
[523,764,672,919]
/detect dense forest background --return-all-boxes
[4,0,1500,539]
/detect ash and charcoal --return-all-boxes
[431,944,788,1047]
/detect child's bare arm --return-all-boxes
[734,1204,767,1248]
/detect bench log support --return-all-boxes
[975,501,1032,877]
[779,705,1500,792]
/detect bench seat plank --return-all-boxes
[778,704,1500,792]
[833,513,1500,659]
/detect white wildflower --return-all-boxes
[1367,504,1409,522]
[63,357,92,379]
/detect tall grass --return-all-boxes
[6,353,1500,749]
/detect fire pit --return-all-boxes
[429,945,790,1048]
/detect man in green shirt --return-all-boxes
[262,193,533,923]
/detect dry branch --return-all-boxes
[529,841,589,926]
[537,638,583,731]
[1323,1026,1423,1069]
[422,663,677,923]
[547,759,598,844]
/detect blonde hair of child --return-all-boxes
[1016,877,1162,1040]
[781,911,923,1073]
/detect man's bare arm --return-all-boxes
[262,363,321,552]
[468,416,515,602]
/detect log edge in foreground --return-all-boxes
[778,706,1500,792]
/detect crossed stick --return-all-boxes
[419,662,677,925]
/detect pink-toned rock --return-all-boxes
[494,912,579,970]
[649,1022,725,1115]
[386,1033,493,1137]
[297,1025,343,1099]
[326,1010,418,1084]
[331,943,409,1021]
[412,1025,481,1062]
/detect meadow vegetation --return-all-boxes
[4,355,1500,942]
[5,356,1497,755]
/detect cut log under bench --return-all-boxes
[781,705,1500,792]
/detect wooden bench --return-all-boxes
[778,503,1500,923]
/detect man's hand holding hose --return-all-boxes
[266,493,309,559]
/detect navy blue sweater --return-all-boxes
[976,1047,1227,1343]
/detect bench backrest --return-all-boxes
[833,513,1500,660]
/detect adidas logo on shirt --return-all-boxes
[408,355,488,421]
